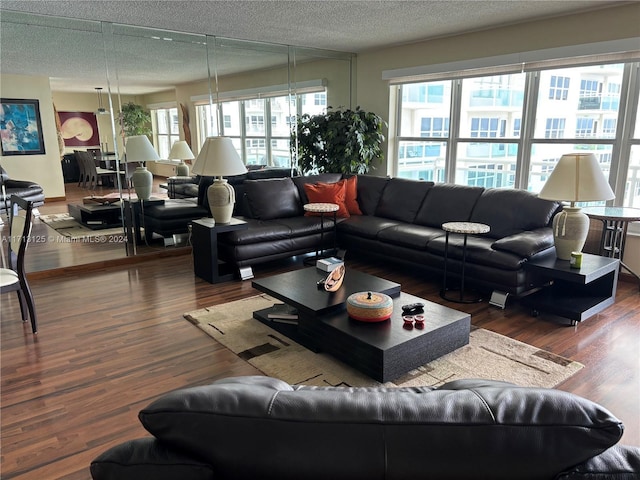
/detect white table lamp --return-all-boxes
[125,135,160,200]
[191,137,247,224]
[539,153,615,260]
[169,140,194,176]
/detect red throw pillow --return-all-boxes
[343,176,363,215]
[303,181,350,218]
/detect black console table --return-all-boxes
[521,252,619,326]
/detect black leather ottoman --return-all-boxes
[142,199,208,241]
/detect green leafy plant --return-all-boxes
[291,106,387,175]
[120,102,152,137]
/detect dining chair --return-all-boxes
[75,150,90,188]
[77,150,116,189]
[0,195,38,333]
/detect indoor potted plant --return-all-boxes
[120,102,152,138]
[291,106,387,175]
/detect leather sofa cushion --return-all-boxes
[414,183,484,228]
[491,229,555,257]
[90,437,214,480]
[143,200,207,220]
[244,178,302,220]
[470,188,560,239]
[139,376,623,480]
[355,174,389,215]
[221,217,331,245]
[555,445,640,479]
[377,224,444,250]
[337,215,402,240]
[427,235,526,270]
[375,178,434,223]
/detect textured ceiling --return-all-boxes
[0,0,624,94]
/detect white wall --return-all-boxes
[0,74,65,199]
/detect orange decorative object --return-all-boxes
[346,291,393,322]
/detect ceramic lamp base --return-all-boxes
[552,206,589,260]
[132,166,153,200]
[207,178,235,224]
[176,162,190,176]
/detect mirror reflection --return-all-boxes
[0,9,354,272]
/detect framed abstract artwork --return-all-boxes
[58,111,100,147]
[0,98,46,156]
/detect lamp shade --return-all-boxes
[191,137,247,177]
[539,153,614,204]
[168,140,195,161]
[125,135,160,163]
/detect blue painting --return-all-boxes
[0,98,46,155]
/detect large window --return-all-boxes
[151,107,179,159]
[393,60,640,211]
[195,89,326,167]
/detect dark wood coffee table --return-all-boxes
[68,203,122,229]
[252,267,470,382]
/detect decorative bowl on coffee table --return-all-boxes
[346,291,393,322]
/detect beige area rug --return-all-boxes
[184,295,584,388]
[39,213,124,240]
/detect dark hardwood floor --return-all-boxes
[1,182,639,479]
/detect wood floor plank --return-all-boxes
[1,183,638,479]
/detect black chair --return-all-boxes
[0,195,38,333]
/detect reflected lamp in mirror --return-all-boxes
[539,153,615,260]
[125,135,160,200]
[191,136,247,224]
[169,140,194,176]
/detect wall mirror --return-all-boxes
[0,9,354,270]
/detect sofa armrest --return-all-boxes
[2,179,41,190]
[167,176,197,185]
[167,176,198,199]
[491,228,554,258]
[90,437,214,480]
[555,445,640,479]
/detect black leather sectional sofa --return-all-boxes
[90,375,640,479]
[215,173,560,297]
[0,165,45,214]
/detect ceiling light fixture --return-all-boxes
[95,87,108,115]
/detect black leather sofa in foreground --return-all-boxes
[90,376,640,480]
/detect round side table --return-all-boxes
[303,202,339,264]
[583,206,640,288]
[441,221,490,303]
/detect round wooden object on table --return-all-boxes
[347,291,393,322]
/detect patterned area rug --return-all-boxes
[184,295,584,388]
[39,213,124,240]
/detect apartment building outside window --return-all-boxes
[392,60,640,214]
[195,89,327,167]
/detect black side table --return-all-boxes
[191,217,248,283]
[303,202,339,265]
[521,252,619,326]
[441,221,490,303]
